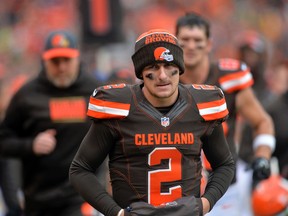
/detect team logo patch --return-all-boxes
[51,34,70,48]
[154,47,174,62]
[161,116,170,127]
[143,32,177,45]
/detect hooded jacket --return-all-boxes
[0,66,101,212]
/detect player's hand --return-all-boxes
[33,129,57,155]
[126,196,202,216]
[201,197,210,215]
[251,157,271,187]
[117,209,129,216]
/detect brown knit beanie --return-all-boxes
[132,29,184,79]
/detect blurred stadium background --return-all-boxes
[0,0,287,214]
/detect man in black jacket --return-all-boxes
[0,30,102,216]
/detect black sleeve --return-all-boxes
[201,124,235,210]
[0,91,34,157]
[69,120,122,216]
[0,123,33,157]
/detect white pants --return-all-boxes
[236,159,254,216]
[205,183,241,216]
[206,159,255,216]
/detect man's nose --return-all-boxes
[186,40,197,49]
[158,66,169,79]
[57,60,69,71]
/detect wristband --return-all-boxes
[117,209,124,216]
[253,134,276,152]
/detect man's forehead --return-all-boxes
[143,62,179,69]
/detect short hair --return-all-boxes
[175,12,210,39]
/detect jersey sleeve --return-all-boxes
[188,84,229,122]
[217,58,254,93]
[87,83,132,120]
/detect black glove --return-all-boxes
[251,157,271,188]
[125,196,203,216]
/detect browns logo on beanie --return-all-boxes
[132,29,184,79]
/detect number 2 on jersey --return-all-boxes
[148,147,182,206]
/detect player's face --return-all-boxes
[177,26,212,68]
[44,57,80,88]
[142,63,179,107]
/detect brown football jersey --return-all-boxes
[87,83,228,207]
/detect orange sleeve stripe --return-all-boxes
[87,97,130,119]
[197,98,229,121]
[89,97,130,110]
[219,70,250,82]
[219,70,254,93]
[87,109,126,119]
[224,79,254,93]
[197,98,226,109]
[201,109,229,121]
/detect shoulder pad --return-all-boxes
[217,58,254,93]
[188,84,229,121]
[87,83,131,119]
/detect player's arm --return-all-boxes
[202,124,235,213]
[236,87,275,159]
[236,87,275,184]
[70,120,123,216]
[218,58,275,159]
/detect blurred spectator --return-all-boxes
[266,61,288,96]
[0,30,102,216]
[236,30,275,104]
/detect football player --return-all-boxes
[70,29,235,216]
[175,12,275,216]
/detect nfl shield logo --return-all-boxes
[161,117,170,127]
